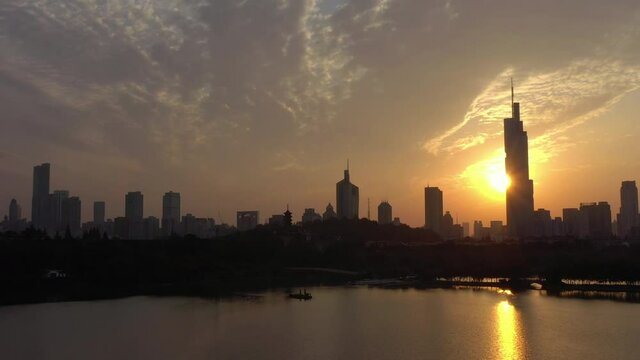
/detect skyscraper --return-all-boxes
[504,81,534,238]
[377,201,392,225]
[322,203,337,221]
[424,186,443,235]
[65,196,81,236]
[162,191,181,236]
[48,190,69,234]
[336,163,359,219]
[125,191,144,221]
[31,163,50,229]
[93,201,105,224]
[618,181,638,238]
[237,211,259,231]
[9,199,21,223]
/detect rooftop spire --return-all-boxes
[510,77,514,117]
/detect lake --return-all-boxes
[1,287,639,359]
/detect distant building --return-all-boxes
[562,208,581,238]
[442,211,454,239]
[392,217,402,226]
[237,211,259,231]
[143,217,160,239]
[336,165,359,219]
[504,83,534,238]
[93,201,105,225]
[322,203,337,221]
[424,186,443,235]
[302,208,322,223]
[65,196,81,237]
[31,163,50,229]
[579,202,612,239]
[268,214,285,226]
[48,190,69,234]
[125,192,144,221]
[462,222,470,238]
[490,221,505,242]
[617,181,638,238]
[473,220,484,239]
[552,217,564,237]
[162,191,181,236]
[182,214,214,238]
[377,201,392,225]
[532,208,552,238]
[9,199,21,223]
[113,217,129,239]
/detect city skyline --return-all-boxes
[2,1,640,227]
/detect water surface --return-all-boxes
[1,287,639,359]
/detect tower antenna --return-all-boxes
[510,77,514,116]
[347,159,350,171]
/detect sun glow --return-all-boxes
[460,152,510,202]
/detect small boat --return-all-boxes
[289,289,312,300]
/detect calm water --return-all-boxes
[1,287,639,360]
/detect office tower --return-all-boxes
[301,208,322,223]
[473,220,483,239]
[31,163,50,229]
[563,208,582,238]
[322,203,337,221]
[579,202,612,239]
[9,199,21,223]
[618,181,638,238]
[442,211,454,239]
[48,190,69,234]
[162,191,181,236]
[462,222,470,238]
[143,216,160,239]
[268,214,285,226]
[532,208,552,238]
[377,201,392,225]
[490,221,504,242]
[424,186,443,235]
[93,201,105,224]
[237,211,259,231]
[504,82,534,238]
[65,196,81,236]
[336,163,359,219]
[125,192,144,221]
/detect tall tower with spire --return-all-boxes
[504,79,534,238]
[336,161,359,219]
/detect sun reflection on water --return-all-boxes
[496,300,524,360]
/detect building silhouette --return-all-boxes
[424,186,443,235]
[31,163,50,229]
[336,163,359,219]
[9,199,21,223]
[302,208,322,223]
[377,201,392,225]
[48,190,69,234]
[580,202,612,239]
[322,203,337,220]
[125,192,144,221]
[162,191,181,236]
[562,208,582,238]
[617,181,638,238]
[504,81,534,238]
[237,211,259,231]
[93,201,105,225]
[66,196,81,237]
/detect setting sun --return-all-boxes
[488,172,511,193]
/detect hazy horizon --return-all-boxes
[2,0,640,226]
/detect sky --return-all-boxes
[1,0,640,227]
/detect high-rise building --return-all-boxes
[336,164,359,219]
[125,192,144,221]
[532,208,552,238]
[424,186,443,235]
[490,220,505,242]
[237,211,259,231]
[93,201,105,224]
[563,208,581,238]
[377,201,392,225]
[618,181,638,238]
[65,196,81,237]
[579,202,612,239]
[31,163,50,229]
[48,190,69,234]
[322,203,337,221]
[302,208,322,223]
[462,222,470,238]
[9,199,21,223]
[162,191,181,236]
[504,82,534,238]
